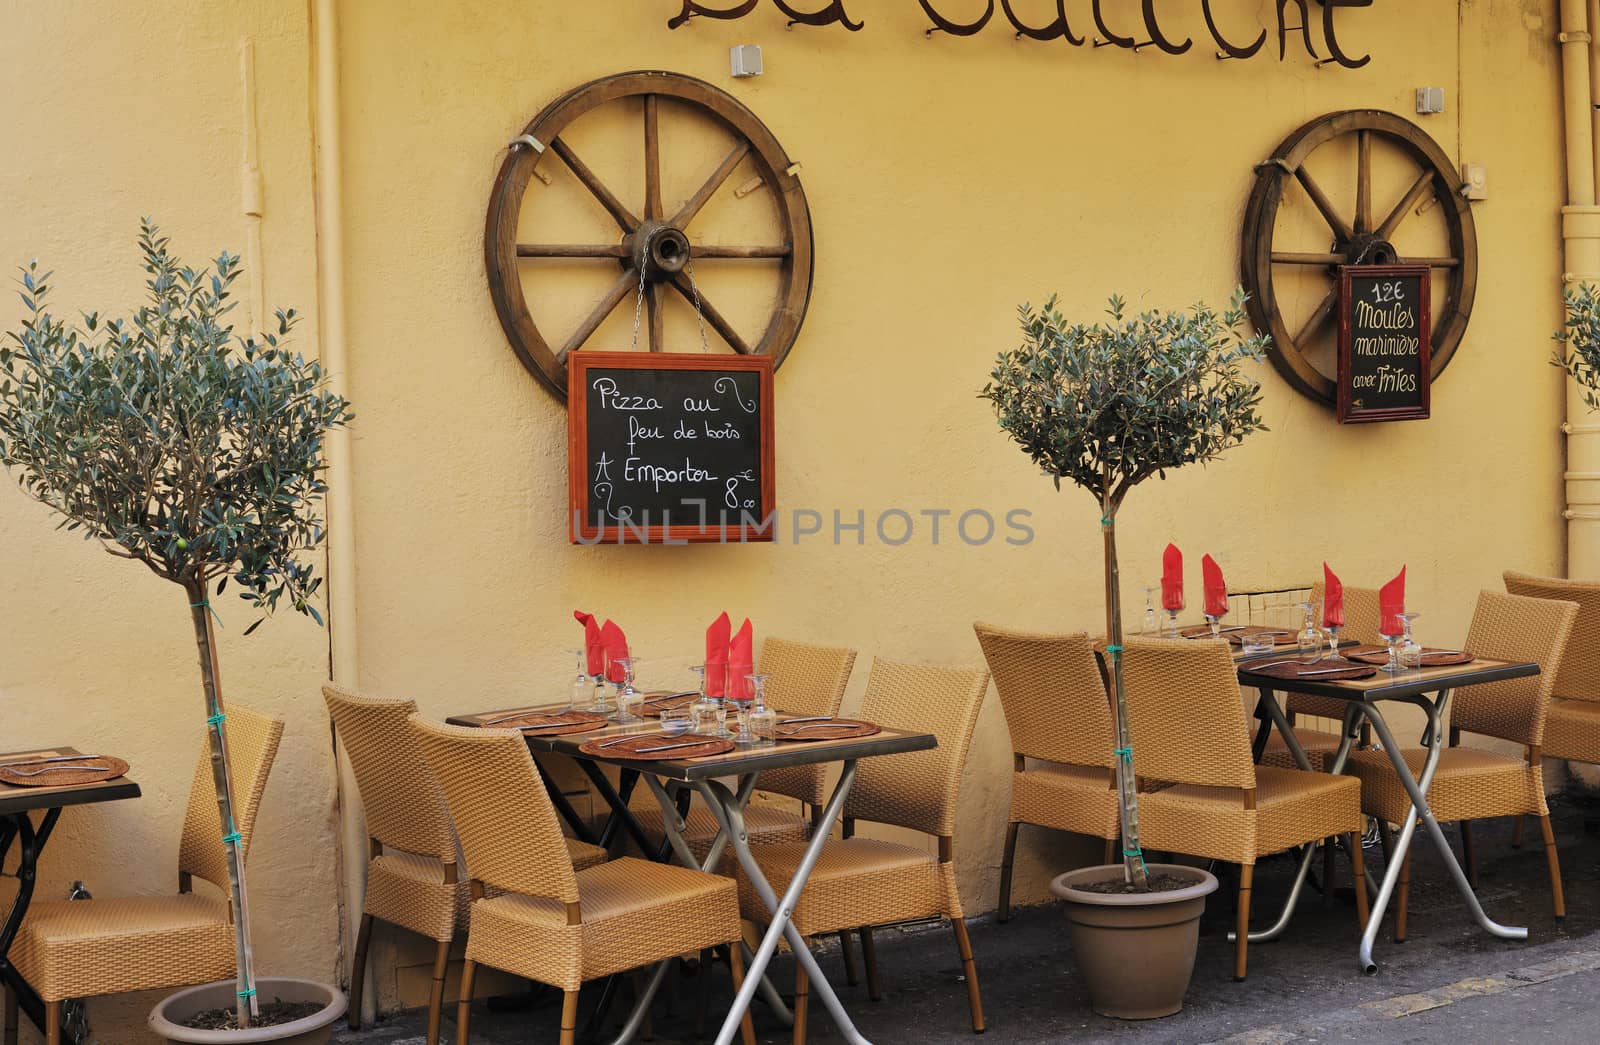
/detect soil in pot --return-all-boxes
[180,1002,324,1031]
[1069,872,1196,895]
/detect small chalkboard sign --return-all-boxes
[567,353,775,544]
[1337,264,1431,423]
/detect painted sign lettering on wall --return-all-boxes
[1336,265,1431,423]
[568,353,775,544]
[667,0,1372,69]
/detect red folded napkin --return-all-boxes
[574,610,604,677]
[1379,566,1406,636]
[1202,555,1228,618]
[1322,563,1344,628]
[705,611,731,698]
[728,618,754,702]
[1161,544,1184,611]
[600,619,629,683]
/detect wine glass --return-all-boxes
[746,673,777,747]
[569,649,591,711]
[1398,613,1423,670]
[1325,623,1343,663]
[612,657,643,723]
[1164,592,1185,638]
[1142,586,1159,635]
[587,653,613,714]
[1379,619,1406,674]
[1296,601,1321,663]
[1205,602,1226,641]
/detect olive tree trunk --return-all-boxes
[1101,513,1149,889]
[185,578,260,1026]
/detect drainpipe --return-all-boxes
[311,0,370,1021]
[1560,0,1600,580]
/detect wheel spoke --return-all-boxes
[669,274,751,354]
[558,269,638,363]
[645,284,664,352]
[644,95,663,221]
[691,244,792,259]
[551,137,640,233]
[1356,130,1372,235]
[671,141,752,229]
[1295,285,1340,345]
[1271,251,1344,266]
[1400,256,1461,268]
[1376,171,1435,241]
[1294,167,1354,244]
[517,243,629,258]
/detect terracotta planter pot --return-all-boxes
[148,978,346,1045]
[1050,863,1218,1020]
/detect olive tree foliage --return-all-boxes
[980,289,1269,889]
[0,220,350,625]
[1555,283,1600,412]
[0,220,350,1025]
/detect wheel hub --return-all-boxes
[626,221,691,283]
[1342,233,1399,266]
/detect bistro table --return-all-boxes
[1237,654,1540,973]
[0,746,141,1036]
[449,705,935,1045]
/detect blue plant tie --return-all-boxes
[1105,644,1123,656]
[236,988,257,999]
[1100,516,1113,528]
[1122,846,1151,876]
[222,831,242,845]
[207,711,225,727]
[191,600,224,628]
[1113,745,1133,762]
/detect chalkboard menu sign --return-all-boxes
[567,353,775,544]
[1337,264,1432,423]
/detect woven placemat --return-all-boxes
[0,754,129,788]
[1346,647,1475,667]
[477,709,608,735]
[1179,626,1297,646]
[774,719,881,742]
[1243,659,1378,682]
[578,733,735,760]
[641,692,700,717]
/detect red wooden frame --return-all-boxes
[1337,264,1432,424]
[568,352,775,544]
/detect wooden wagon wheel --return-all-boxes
[1240,110,1478,405]
[486,70,813,399]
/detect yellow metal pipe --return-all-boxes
[311,0,371,1022]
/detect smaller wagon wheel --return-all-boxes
[1240,110,1478,405]
[486,70,814,399]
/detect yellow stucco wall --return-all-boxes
[0,0,1571,1038]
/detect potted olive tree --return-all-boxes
[1556,283,1600,410]
[981,290,1267,1018]
[0,222,351,1042]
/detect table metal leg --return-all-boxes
[0,809,59,1032]
[576,760,655,856]
[1357,695,1525,974]
[597,770,641,852]
[700,762,870,1045]
[533,758,598,844]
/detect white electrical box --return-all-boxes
[730,45,763,78]
[1462,163,1489,200]
[1416,87,1445,114]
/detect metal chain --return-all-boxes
[628,227,712,354]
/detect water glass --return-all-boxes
[659,707,692,736]
[1241,631,1275,656]
[612,657,643,723]
[1296,601,1321,663]
[692,699,727,736]
[1398,613,1423,670]
[746,673,777,746]
[1142,586,1159,636]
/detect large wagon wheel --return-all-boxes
[486,70,813,400]
[1241,110,1477,405]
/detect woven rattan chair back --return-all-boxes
[1123,637,1256,789]
[409,715,579,904]
[1297,582,1383,721]
[1505,571,1600,703]
[177,702,284,893]
[843,659,990,838]
[324,684,456,863]
[755,637,857,808]
[973,623,1113,769]
[1449,590,1577,747]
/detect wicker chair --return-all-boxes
[1504,572,1600,844]
[2,704,283,1045]
[1344,590,1577,942]
[408,716,754,1045]
[324,685,605,1045]
[1260,583,1383,772]
[631,638,857,861]
[734,658,991,1042]
[1122,637,1369,981]
[974,623,1120,922]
